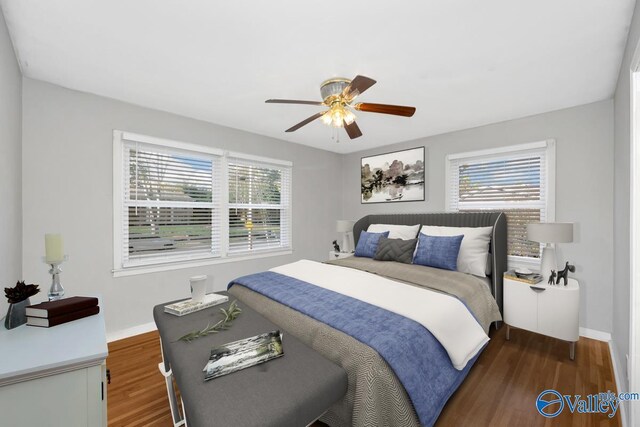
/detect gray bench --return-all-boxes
[153,291,347,427]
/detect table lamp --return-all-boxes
[526,222,574,275]
[336,220,355,253]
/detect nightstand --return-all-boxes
[329,251,354,260]
[504,275,579,360]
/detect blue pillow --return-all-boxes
[355,231,390,258]
[413,234,464,271]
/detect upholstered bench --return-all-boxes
[153,291,348,427]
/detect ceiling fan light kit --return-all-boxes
[265,75,416,140]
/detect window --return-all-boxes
[446,140,555,263]
[113,131,292,275]
[228,157,292,254]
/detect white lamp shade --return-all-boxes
[336,220,355,233]
[527,222,574,243]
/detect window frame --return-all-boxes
[445,140,556,268]
[112,131,293,277]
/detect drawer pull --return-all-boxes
[529,286,546,292]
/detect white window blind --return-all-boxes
[120,139,222,267]
[447,141,555,260]
[227,156,292,255]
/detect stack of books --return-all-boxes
[504,269,543,284]
[164,293,229,316]
[26,296,100,327]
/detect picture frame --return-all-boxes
[361,146,425,204]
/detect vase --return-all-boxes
[4,298,31,330]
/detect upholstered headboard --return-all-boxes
[353,212,507,315]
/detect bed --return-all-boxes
[228,212,507,427]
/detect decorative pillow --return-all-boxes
[373,237,418,264]
[367,224,421,240]
[355,231,390,258]
[420,225,492,277]
[413,234,464,271]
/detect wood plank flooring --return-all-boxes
[107,325,620,427]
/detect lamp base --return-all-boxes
[540,244,558,278]
[341,232,354,253]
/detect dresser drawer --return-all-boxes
[504,281,539,332]
[537,282,580,341]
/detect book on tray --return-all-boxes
[26,296,98,318]
[504,270,543,284]
[164,293,229,316]
[202,330,284,381]
[27,305,100,328]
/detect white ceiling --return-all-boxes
[1,1,635,154]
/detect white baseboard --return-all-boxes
[609,340,628,427]
[579,327,612,342]
[107,321,157,343]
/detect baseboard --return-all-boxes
[579,327,612,342]
[107,321,157,343]
[609,340,628,427]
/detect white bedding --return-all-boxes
[270,259,489,370]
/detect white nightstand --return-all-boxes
[504,275,580,360]
[329,251,354,260]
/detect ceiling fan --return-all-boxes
[265,75,416,140]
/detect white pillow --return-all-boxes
[367,224,421,240]
[420,225,492,277]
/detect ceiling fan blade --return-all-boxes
[266,99,325,106]
[353,103,416,117]
[342,75,377,101]
[343,120,363,139]
[285,111,327,132]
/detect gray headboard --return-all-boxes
[353,212,507,315]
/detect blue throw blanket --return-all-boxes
[229,271,482,427]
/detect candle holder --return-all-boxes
[42,255,68,301]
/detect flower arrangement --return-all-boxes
[4,281,40,304]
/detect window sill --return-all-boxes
[112,249,293,277]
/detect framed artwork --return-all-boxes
[361,146,425,204]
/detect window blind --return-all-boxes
[227,157,292,255]
[122,140,222,267]
[447,144,550,259]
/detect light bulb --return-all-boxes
[344,109,356,125]
[321,112,332,125]
[332,110,343,127]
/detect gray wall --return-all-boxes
[0,10,21,318]
[341,100,614,333]
[21,78,342,337]
[613,0,640,402]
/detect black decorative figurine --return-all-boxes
[556,262,576,286]
[332,240,341,252]
[547,270,556,285]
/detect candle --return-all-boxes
[45,234,64,263]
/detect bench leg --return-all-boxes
[158,337,186,427]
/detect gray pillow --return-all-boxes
[374,237,418,264]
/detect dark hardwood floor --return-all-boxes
[107,325,620,426]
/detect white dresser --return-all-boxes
[504,276,580,359]
[0,300,108,426]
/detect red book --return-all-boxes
[25,296,98,318]
[27,305,100,328]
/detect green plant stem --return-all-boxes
[177,300,242,342]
